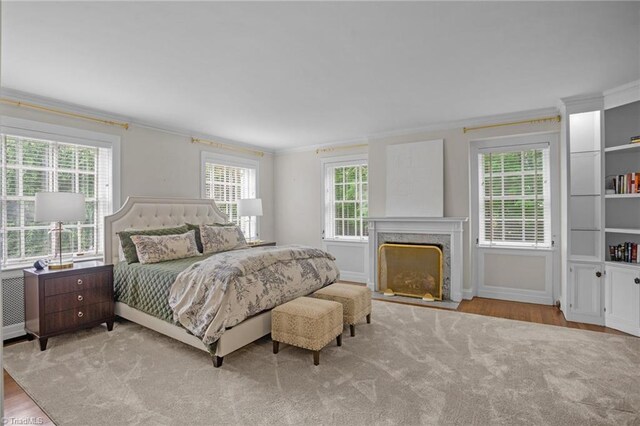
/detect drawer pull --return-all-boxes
[77,295,84,301]
[77,279,83,285]
[77,311,84,318]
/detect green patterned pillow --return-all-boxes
[186,222,235,253]
[118,225,190,264]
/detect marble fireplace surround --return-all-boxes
[368,217,468,302]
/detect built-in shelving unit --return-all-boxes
[604,99,640,266]
[567,110,602,263]
[561,82,640,336]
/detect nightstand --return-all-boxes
[247,241,276,248]
[23,261,115,351]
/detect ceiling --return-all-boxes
[2,2,639,150]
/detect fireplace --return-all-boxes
[378,243,443,301]
[368,217,468,302]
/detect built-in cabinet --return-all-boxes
[561,81,640,336]
[604,264,640,336]
[567,262,603,324]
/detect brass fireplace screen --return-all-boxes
[378,243,443,301]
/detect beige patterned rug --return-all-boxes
[4,301,640,425]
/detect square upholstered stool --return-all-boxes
[272,297,343,366]
[313,283,372,337]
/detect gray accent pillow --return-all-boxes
[186,222,235,253]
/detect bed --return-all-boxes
[105,196,339,367]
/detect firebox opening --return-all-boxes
[378,243,444,301]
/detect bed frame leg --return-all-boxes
[212,355,224,368]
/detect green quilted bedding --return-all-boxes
[114,254,216,322]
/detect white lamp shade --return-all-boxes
[35,192,86,222]
[238,198,263,217]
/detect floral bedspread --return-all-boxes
[169,245,340,345]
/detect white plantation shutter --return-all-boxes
[0,134,113,266]
[323,160,368,240]
[203,161,257,238]
[478,143,551,248]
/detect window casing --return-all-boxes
[201,153,258,239]
[323,157,368,240]
[478,144,551,248]
[1,131,114,268]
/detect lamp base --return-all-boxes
[48,260,74,270]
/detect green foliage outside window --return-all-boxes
[332,164,368,238]
[1,135,102,265]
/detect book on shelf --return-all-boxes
[631,135,640,144]
[609,242,639,263]
[608,172,640,194]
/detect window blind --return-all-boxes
[0,134,113,266]
[324,162,368,240]
[478,144,551,248]
[203,162,257,238]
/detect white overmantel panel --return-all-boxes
[368,217,468,302]
[385,139,444,217]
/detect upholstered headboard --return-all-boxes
[104,196,228,265]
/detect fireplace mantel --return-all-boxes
[368,217,468,302]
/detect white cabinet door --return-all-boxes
[605,265,640,336]
[567,262,604,325]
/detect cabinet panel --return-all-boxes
[605,265,640,336]
[567,262,603,324]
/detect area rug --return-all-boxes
[4,301,640,425]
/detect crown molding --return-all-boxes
[275,106,560,155]
[2,87,565,157]
[0,88,275,155]
[275,136,369,155]
[603,79,640,110]
[558,93,604,115]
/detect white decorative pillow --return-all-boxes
[200,224,248,254]
[130,230,202,264]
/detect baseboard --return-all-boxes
[565,311,605,326]
[338,272,367,283]
[3,322,26,340]
[477,289,553,305]
[603,316,640,336]
[462,289,475,300]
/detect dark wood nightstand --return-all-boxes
[23,261,115,351]
[247,241,276,248]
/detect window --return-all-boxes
[0,131,114,267]
[478,144,551,248]
[202,153,258,239]
[323,157,368,240]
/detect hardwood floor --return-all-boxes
[3,370,53,425]
[457,297,630,335]
[2,296,633,422]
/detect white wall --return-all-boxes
[0,104,276,242]
[276,121,561,292]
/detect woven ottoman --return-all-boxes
[313,283,372,337]
[272,297,343,366]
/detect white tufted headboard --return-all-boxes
[104,196,229,265]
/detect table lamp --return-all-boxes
[35,192,85,270]
[238,198,263,244]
